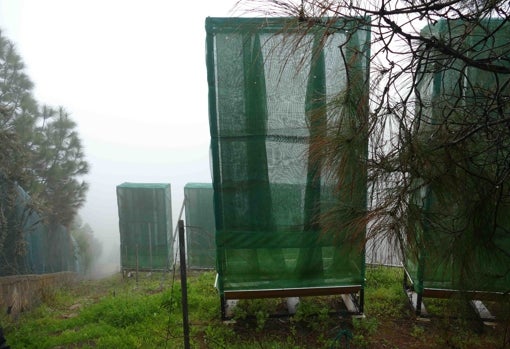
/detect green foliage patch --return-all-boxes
[2,268,508,348]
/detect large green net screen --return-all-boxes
[406,19,510,294]
[184,183,216,269]
[206,17,370,295]
[116,183,173,271]
[1,176,77,276]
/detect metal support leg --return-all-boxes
[359,288,365,314]
[415,292,422,316]
[220,295,227,321]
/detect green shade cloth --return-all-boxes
[184,183,216,268]
[0,176,76,276]
[406,19,510,294]
[116,183,173,270]
[206,17,370,294]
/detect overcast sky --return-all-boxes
[0,0,242,266]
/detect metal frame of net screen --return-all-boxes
[116,183,173,272]
[184,183,216,269]
[405,19,510,297]
[206,17,370,303]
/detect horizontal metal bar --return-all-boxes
[224,285,362,299]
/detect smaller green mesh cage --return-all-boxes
[406,19,510,295]
[184,183,216,269]
[116,183,173,271]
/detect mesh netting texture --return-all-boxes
[184,183,216,269]
[116,183,173,271]
[207,17,370,293]
[0,177,76,276]
[406,19,510,293]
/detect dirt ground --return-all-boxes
[224,298,510,349]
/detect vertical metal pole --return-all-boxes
[359,288,365,314]
[416,292,423,316]
[179,220,190,349]
[148,223,153,270]
[172,199,186,269]
[220,295,227,321]
[123,244,128,278]
[136,243,139,284]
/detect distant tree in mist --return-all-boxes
[71,215,102,275]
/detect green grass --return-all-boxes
[2,267,509,348]
[2,272,214,348]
